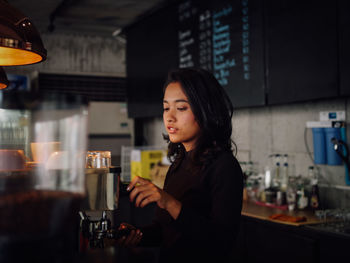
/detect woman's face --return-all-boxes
[163,82,200,152]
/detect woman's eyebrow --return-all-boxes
[175,99,188,103]
[163,99,189,103]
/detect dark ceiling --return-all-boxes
[8,0,175,37]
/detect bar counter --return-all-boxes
[236,201,350,263]
[241,200,326,226]
[77,201,328,262]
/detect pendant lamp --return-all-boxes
[0,0,47,66]
[0,67,9,89]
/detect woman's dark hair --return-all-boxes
[163,68,236,170]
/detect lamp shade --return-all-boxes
[0,67,9,89]
[0,0,47,66]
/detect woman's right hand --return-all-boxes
[116,223,143,247]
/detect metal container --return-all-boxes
[82,166,121,211]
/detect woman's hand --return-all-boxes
[127,176,182,219]
[116,223,143,247]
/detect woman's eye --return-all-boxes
[163,108,169,112]
[177,107,187,111]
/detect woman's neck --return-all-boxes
[182,142,196,152]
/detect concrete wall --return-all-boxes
[5,32,126,76]
[142,97,350,208]
[4,33,131,167]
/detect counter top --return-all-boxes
[78,246,158,263]
[241,201,326,226]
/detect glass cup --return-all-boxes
[86,151,111,168]
[286,188,296,211]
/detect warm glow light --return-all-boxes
[0,0,47,66]
[0,46,43,66]
[0,66,8,89]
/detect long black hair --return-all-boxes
[163,68,236,170]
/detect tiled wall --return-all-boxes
[233,98,348,178]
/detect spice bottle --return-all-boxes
[309,166,320,210]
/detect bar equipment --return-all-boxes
[86,151,111,169]
[331,138,349,169]
[306,117,346,167]
[307,209,350,237]
[0,91,88,261]
[79,159,125,250]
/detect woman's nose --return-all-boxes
[164,110,175,122]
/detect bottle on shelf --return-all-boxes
[264,165,272,189]
[281,154,289,192]
[272,154,281,190]
[296,178,308,210]
[310,183,320,209]
[286,181,297,211]
[308,166,320,210]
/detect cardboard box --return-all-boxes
[130,149,165,181]
[150,163,170,189]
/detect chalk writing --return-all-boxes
[179,1,192,22]
[242,0,250,80]
[198,9,212,71]
[213,5,235,86]
[178,1,195,68]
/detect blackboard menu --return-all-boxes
[126,3,178,118]
[176,0,265,108]
[126,0,346,118]
[265,0,338,104]
[126,0,265,117]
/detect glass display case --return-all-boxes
[0,91,88,261]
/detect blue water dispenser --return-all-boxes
[325,127,342,165]
[308,116,349,185]
[311,128,326,164]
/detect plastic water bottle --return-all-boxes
[281,154,289,192]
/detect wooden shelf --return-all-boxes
[241,201,327,226]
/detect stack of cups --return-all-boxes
[312,127,342,165]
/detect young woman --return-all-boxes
[118,68,243,263]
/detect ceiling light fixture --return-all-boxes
[0,0,47,66]
[112,28,126,45]
[0,67,9,89]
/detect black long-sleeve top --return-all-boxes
[140,150,243,263]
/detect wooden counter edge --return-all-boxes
[241,200,326,226]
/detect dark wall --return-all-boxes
[125,0,347,118]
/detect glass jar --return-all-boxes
[86,151,111,168]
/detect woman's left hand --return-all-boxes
[127,176,181,219]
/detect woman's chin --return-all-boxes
[169,136,180,144]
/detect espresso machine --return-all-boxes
[79,153,129,250]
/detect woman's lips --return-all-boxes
[167,126,177,134]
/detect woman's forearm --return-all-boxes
[166,198,182,220]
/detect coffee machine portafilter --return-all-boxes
[79,166,129,250]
